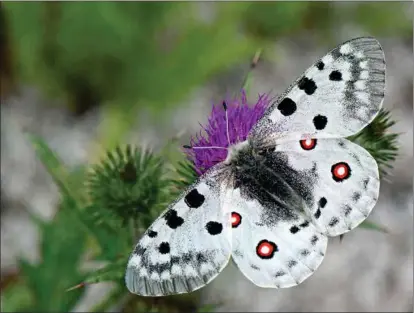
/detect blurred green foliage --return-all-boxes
[2,2,411,148]
[1,2,410,312]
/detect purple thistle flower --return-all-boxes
[184,90,272,176]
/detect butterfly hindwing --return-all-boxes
[224,188,327,288]
[250,37,386,143]
[125,165,232,296]
[272,137,380,236]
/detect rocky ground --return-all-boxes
[1,36,412,312]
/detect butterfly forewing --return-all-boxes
[125,165,232,296]
[250,37,386,143]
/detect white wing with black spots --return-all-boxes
[250,37,385,144]
[224,188,327,288]
[125,37,385,296]
[273,137,380,236]
[125,165,232,296]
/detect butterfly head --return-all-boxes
[224,140,249,165]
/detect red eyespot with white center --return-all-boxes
[231,212,242,228]
[331,162,351,182]
[256,239,278,259]
[300,138,317,150]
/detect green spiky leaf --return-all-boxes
[170,160,198,195]
[348,109,399,178]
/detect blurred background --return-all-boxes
[1,2,412,312]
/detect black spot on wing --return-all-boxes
[311,162,318,175]
[329,70,343,81]
[233,249,243,258]
[196,252,208,263]
[300,249,310,256]
[290,225,300,234]
[133,244,146,256]
[184,189,205,208]
[182,253,192,264]
[298,77,317,95]
[310,235,319,245]
[344,205,352,217]
[275,270,286,277]
[164,209,184,229]
[363,178,370,190]
[313,115,328,130]
[205,221,223,235]
[314,208,321,219]
[316,60,325,70]
[277,98,297,116]
[351,153,362,166]
[319,197,327,208]
[139,251,218,280]
[328,217,340,227]
[148,230,158,238]
[330,48,343,59]
[287,260,298,268]
[251,264,260,271]
[300,221,310,228]
[158,242,170,254]
[352,192,362,202]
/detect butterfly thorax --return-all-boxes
[223,140,250,165]
[224,140,274,168]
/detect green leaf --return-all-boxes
[198,303,221,312]
[17,200,86,311]
[27,133,86,205]
[340,220,388,242]
[73,205,130,261]
[359,220,389,233]
[1,280,34,312]
[71,256,128,288]
[89,286,126,312]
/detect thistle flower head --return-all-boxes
[184,90,272,175]
[86,145,169,227]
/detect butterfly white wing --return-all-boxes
[250,37,385,143]
[224,188,327,288]
[125,165,232,296]
[273,137,379,236]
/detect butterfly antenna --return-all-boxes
[222,101,231,146]
[183,145,227,150]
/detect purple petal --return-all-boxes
[184,90,272,175]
